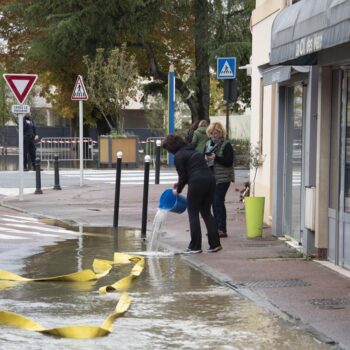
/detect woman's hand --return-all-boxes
[205,154,215,161]
[172,183,178,196]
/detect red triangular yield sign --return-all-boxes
[3,74,38,104]
[71,75,88,101]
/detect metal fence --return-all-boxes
[39,137,97,168]
[138,137,167,166]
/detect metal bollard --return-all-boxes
[113,151,123,228]
[53,155,62,190]
[34,157,43,194]
[155,139,161,185]
[141,155,151,237]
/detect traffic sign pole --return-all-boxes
[18,114,24,200]
[71,75,88,187]
[79,100,84,187]
[3,73,38,201]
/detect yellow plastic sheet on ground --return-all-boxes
[0,252,145,339]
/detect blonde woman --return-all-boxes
[205,122,234,238]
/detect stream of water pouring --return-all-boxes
[147,209,168,251]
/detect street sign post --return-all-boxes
[217,57,237,139]
[71,75,88,187]
[3,73,38,201]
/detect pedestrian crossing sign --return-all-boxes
[71,75,88,101]
[217,57,236,79]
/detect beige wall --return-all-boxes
[251,3,280,224]
[252,0,286,26]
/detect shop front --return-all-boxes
[266,0,350,262]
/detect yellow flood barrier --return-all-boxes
[0,253,144,285]
[98,253,145,294]
[0,252,145,339]
[0,293,132,339]
[0,265,111,282]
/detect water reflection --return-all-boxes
[0,225,336,349]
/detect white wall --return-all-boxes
[210,109,251,140]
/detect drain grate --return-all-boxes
[229,279,310,289]
[241,243,273,248]
[309,297,350,308]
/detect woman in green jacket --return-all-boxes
[191,119,209,154]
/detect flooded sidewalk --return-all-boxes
[0,225,334,349]
[2,182,350,348]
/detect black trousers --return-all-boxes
[187,176,221,250]
[23,137,36,169]
[213,182,231,233]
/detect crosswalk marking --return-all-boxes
[0,214,80,241]
[0,225,59,237]
[45,169,178,185]
[3,215,38,222]
[0,233,26,240]
[2,221,77,234]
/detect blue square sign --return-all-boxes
[217,57,236,79]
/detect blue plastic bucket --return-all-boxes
[159,189,187,214]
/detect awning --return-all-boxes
[260,65,310,86]
[270,0,350,65]
[261,66,291,86]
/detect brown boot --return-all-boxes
[218,230,228,238]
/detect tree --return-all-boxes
[209,0,254,111]
[0,65,12,162]
[83,46,138,134]
[0,0,254,126]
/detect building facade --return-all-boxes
[251,0,350,269]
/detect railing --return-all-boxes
[138,137,167,166]
[39,137,97,168]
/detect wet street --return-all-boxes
[0,226,335,349]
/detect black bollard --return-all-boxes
[34,157,43,194]
[113,151,123,228]
[53,155,62,190]
[141,155,151,237]
[155,139,161,185]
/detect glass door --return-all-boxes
[284,83,305,243]
[339,71,350,268]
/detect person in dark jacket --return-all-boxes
[162,134,222,254]
[23,113,38,171]
[205,122,234,238]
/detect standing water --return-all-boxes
[0,223,337,349]
[147,209,168,251]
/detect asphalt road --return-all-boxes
[0,168,249,197]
